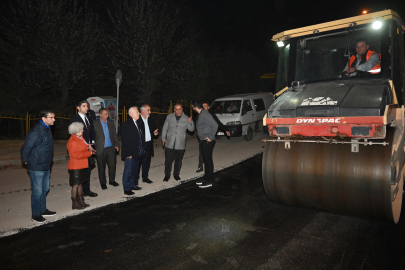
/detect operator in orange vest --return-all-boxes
[343,39,381,76]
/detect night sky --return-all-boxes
[187,0,405,70]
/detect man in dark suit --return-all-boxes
[69,100,98,197]
[137,104,159,184]
[120,106,144,196]
[94,108,120,190]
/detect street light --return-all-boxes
[115,70,122,133]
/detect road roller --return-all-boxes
[262,10,405,223]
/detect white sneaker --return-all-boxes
[199,183,212,188]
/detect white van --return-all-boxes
[210,93,274,141]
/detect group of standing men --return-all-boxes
[21,99,223,223]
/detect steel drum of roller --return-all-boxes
[262,127,404,223]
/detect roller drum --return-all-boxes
[262,127,404,223]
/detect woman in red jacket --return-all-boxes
[67,122,96,209]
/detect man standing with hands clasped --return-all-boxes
[121,106,144,195]
[193,100,218,188]
[161,104,194,182]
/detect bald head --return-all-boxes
[128,106,140,120]
[174,104,183,117]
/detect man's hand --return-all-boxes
[89,144,95,152]
[205,137,211,142]
[154,129,158,136]
[127,156,132,159]
[115,147,119,152]
[345,67,357,73]
[188,117,192,123]
[162,141,166,147]
[226,131,231,137]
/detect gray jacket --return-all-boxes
[196,109,218,141]
[162,113,195,150]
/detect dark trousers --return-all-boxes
[84,166,91,193]
[96,147,117,186]
[122,157,140,191]
[198,148,203,168]
[164,148,185,176]
[200,140,215,183]
[139,141,152,181]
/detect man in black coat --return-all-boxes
[121,106,144,196]
[196,102,230,173]
[137,104,159,184]
[69,100,98,197]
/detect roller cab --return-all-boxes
[263,10,405,223]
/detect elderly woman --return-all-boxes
[67,122,95,210]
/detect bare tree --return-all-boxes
[105,0,192,106]
[0,0,99,112]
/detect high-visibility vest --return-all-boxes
[349,50,381,74]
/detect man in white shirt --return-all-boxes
[137,104,158,184]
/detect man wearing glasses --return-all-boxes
[21,110,57,223]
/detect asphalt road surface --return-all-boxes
[1,154,405,269]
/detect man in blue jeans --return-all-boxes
[21,110,57,223]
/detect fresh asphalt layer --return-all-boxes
[1,155,405,270]
[0,133,266,236]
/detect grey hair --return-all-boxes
[68,122,84,135]
[128,106,138,115]
[140,104,149,112]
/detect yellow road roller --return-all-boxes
[263,10,405,223]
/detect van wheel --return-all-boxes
[244,126,254,141]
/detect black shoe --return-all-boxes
[143,178,153,184]
[41,210,56,217]
[84,191,98,197]
[31,215,46,223]
[196,167,203,173]
[174,175,181,181]
[196,180,203,185]
[101,185,107,190]
[199,182,212,188]
[124,190,135,196]
[109,181,119,187]
[131,186,142,191]
[163,175,170,182]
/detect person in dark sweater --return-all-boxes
[21,110,57,223]
[196,102,230,173]
[193,100,218,188]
